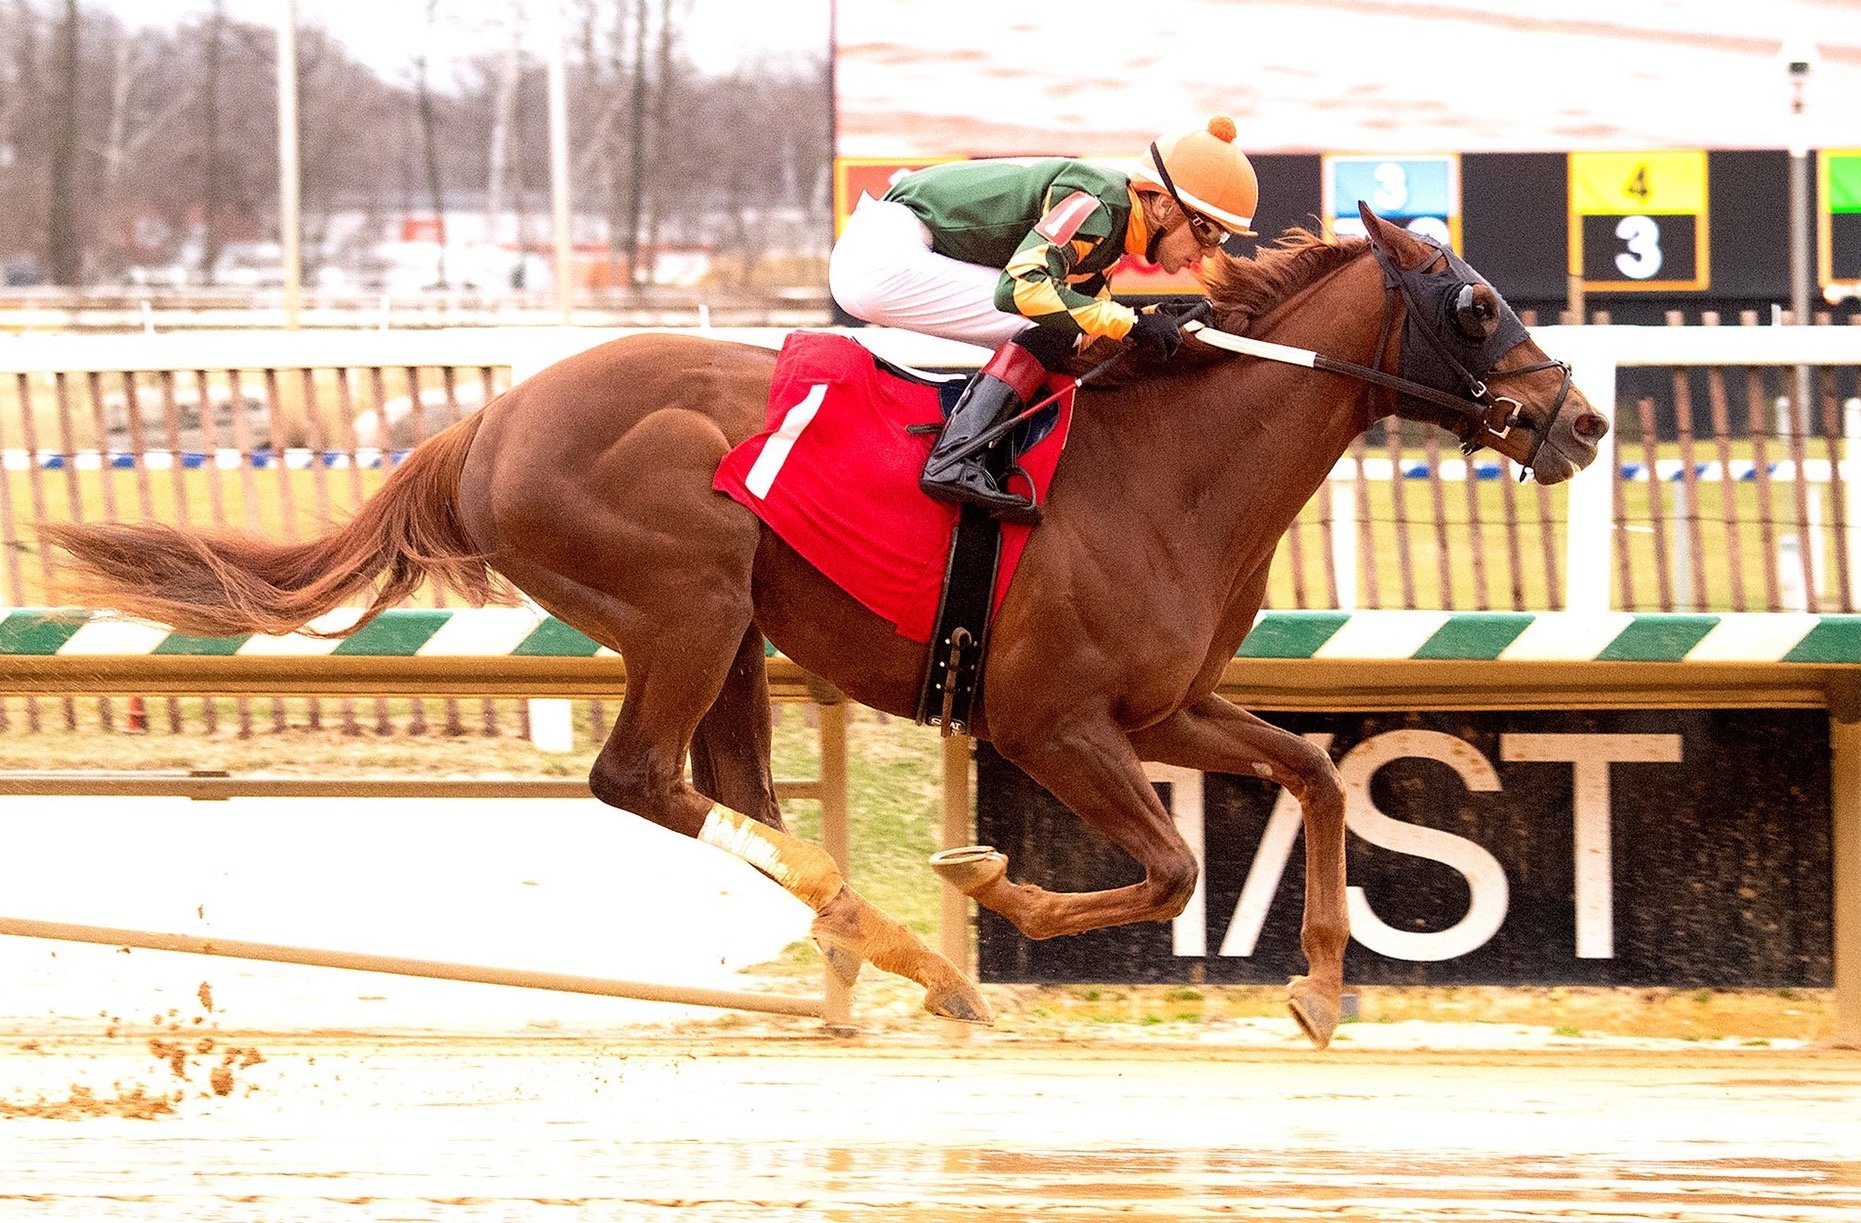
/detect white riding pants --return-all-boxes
[828,197,1035,349]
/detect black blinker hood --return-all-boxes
[1377,234,1530,421]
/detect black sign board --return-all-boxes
[975,709,1831,987]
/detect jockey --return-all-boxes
[829,116,1259,522]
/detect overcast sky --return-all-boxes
[89,0,833,81]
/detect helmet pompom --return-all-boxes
[1207,115,1237,143]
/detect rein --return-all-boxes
[1182,320,1508,432]
[1182,314,1560,471]
[1186,239,1571,472]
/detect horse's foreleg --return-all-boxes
[947,722,1200,941]
[1127,695,1348,1049]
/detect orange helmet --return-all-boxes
[1134,115,1259,237]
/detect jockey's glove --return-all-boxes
[1128,310,1184,361]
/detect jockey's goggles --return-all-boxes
[1148,141,1229,249]
[1182,209,1226,249]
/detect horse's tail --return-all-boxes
[40,413,508,638]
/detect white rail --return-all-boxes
[1536,326,1860,612]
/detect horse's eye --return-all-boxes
[1452,283,1497,341]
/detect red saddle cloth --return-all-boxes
[713,331,1075,644]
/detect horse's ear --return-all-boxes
[1357,201,1428,268]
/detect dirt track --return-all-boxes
[3,1030,1858,1222]
[1,795,1854,1218]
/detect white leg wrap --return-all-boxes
[698,805,842,910]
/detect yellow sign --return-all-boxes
[1569,151,1707,216]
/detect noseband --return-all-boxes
[1366,237,1571,470]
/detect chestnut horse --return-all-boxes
[43,208,1606,1047]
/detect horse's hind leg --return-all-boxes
[689,624,783,830]
[686,627,856,987]
[514,567,988,1023]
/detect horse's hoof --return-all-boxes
[929,845,1008,896]
[811,930,863,988]
[1287,975,1340,1050]
[924,978,993,1025]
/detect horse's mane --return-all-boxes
[1075,228,1370,381]
[1202,228,1369,332]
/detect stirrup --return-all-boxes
[920,464,1041,525]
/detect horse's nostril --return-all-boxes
[1573,412,1609,441]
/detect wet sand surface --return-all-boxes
[1,797,1854,1218]
[3,1035,1857,1221]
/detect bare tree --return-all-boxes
[0,0,831,295]
[0,2,46,273]
[485,2,524,244]
[413,0,448,286]
[96,37,197,206]
[99,22,132,201]
[640,0,684,276]
[297,25,406,283]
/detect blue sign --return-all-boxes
[1324,154,1460,249]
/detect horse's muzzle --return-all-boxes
[1528,392,1609,486]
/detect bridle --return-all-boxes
[1185,233,1572,472]
[1367,236,1571,470]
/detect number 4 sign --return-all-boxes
[1569,150,1710,292]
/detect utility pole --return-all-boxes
[547,0,573,322]
[47,0,79,285]
[1781,35,1819,423]
[277,0,302,326]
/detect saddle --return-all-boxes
[710,332,1075,733]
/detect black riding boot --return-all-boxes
[919,336,1056,525]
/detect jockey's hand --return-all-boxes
[1128,309,1184,361]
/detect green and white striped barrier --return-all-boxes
[1236,610,1861,664]
[0,607,610,660]
[6,607,1861,665]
